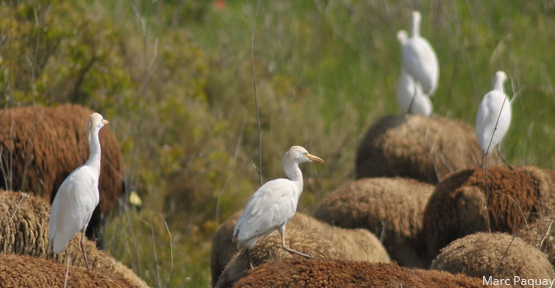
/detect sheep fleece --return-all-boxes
[233,259,484,288]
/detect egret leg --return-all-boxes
[406,82,418,114]
[80,229,91,270]
[496,147,513,170]
[278,226,314,259]
[64,254,71,288]
[246,249,254,269]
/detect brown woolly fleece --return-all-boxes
[355,114,490,184]
[215,226,346,288]
[0,190,148,288]
[431,232,555,287]
[423,166,555,259]
[210,211,391,286]
[516,216,555,266]
[0,104,124,245]
[0,253,138,288]
[232,258,484,288]
[313,177,434,268]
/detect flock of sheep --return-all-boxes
[0,9,551,288]
[209,10,555,288]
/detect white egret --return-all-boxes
[49,113,109,270]
[396,30,433,116]
[233,146,324,258]
[401,11,439,96]
[475,71,511,167]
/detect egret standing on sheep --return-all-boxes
[396,30,433,116]
[475,71,511,168]
[401,11,439,96]
[233,146,324,259]
[49,113,109,270]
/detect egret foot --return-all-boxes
[282,245,314,259]
[279,228,314,259]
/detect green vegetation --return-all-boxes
[2,0,555,286]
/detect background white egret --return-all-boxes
[401,11,439,96]
[233,146,323,258]
[396,30,433,116]
[49,113,109,270]
[475,71,511,167]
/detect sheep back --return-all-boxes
[423,166,555,259]
[0,104,124,245]
[0,190,147,288]
[313,177,434,268]
[233,258,484,288]
[211,211,390,286]
[431,232,555,286]
[355,114,485,184]
[215,225,345,288]
[0,253,137,288]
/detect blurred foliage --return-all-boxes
[2,0,555,286]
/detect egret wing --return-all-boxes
[49,166,99,253]
[234,179,297,245]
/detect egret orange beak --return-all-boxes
[307,154,324,163]
[102,119,109,125]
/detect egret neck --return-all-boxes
[412,12,421,37]
[494,77,505,92]
[283,154,304,196]
[85,127,102,174]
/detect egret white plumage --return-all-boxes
[401,11,439,96]
[396,30,433,116]
[475,71,511,167]
[233,146,324,258]
[49,113,109,270]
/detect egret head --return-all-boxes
[88,113,109,135]
[397,30,408,44]
[285,146,324,164]
[493,71,508,92]
[412,11,421,23]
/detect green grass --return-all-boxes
[3,0,555,286]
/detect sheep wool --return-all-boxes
[355,114,488,184]
[215,226,345,288]
[233,258,484,288]
[423,166,555,259]
[0,253,138,288]
[431,232,555,287]
[516,216,555,266]
[313,177,434,268]
[0,104,124,245]
[0,190,148,288]
[210,211,391,286]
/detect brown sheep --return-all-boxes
[355,114,493,184]
[232,258,484,288]
[431,232,555,287]
[423,166,555,259]
[0,104,125,246]
[0,253,138,288]
[515,216,555,266]
[211,211,390,286]
[313,177,434,268]
[0,190,148,288]
[215,225,346,288]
